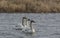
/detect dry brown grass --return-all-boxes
[0,0,60,13]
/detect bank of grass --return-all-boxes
[0,0,60,13]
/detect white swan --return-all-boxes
[15,17,27,30]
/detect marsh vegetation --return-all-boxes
[0,0,60,13]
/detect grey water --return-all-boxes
[0,13,60,38]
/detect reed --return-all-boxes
[0,0,60,13]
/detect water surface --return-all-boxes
[0,13,60,38]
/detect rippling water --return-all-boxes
[0,13,60,38]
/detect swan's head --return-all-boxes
[27,19,30,21]
[31,20,35,23]
[23,17,27,19]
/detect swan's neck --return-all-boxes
[30,22,35,32]
[32,29,35,32]
[22,19,27,27]
[22,18,24,26]
[27,20,31,27]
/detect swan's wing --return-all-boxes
[22,27,30,32]
[18,23,23,28]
